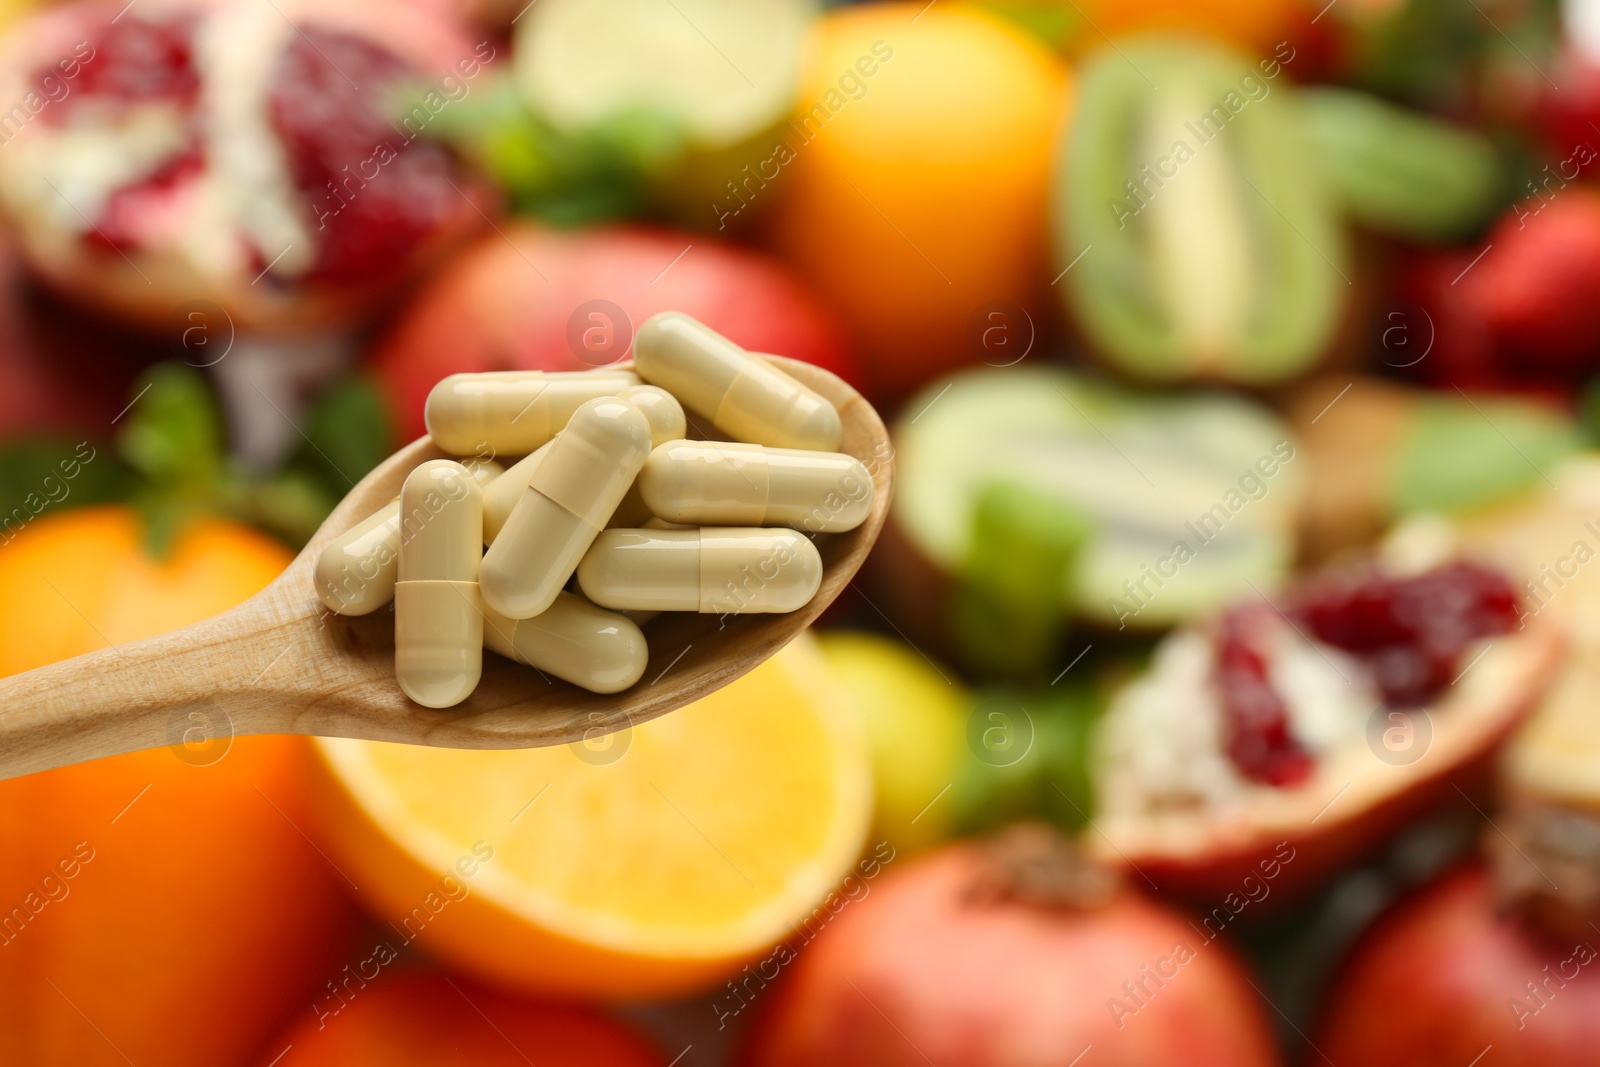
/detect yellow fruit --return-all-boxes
[1455,456,1600,802]
[308,635,871,1000]
[762,2,1068,399]
[817,631,968,855]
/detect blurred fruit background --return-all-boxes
[6,0,1600,1062]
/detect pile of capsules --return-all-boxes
[313,312,875,707]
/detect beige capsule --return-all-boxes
[481,384,688,540]
[637,441,873,533]
[633,311,841,451]
[481,443,550,544]
[395,460,484,708]
[610,384,688,528]
[315,459,503,615]
[482,593,648,694]
[481,397,652,619]
[424,370,640,455]
[622,384,687,446]
[578,527,823,614]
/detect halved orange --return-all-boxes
[307,634,872,1000]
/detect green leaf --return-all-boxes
[229,471,339,548]
[295,376,392,493]
[116,363,224,495]
[1301,87,1505,242]
[0,439,131,545]
[423,73,668,226]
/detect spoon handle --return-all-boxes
[0,600,300,779]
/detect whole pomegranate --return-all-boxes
[740,827,1282,1067]
[1317,863,1600,1065]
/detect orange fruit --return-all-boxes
[761,2,1068,400]
[308,635,871,1000]
[0,506,359,1066]
[1076,0,1308,54]
[0,506,292,668]
[262,969,664,1066]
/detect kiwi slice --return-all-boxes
[895,366,1302,635]
[1056,35,1345,383]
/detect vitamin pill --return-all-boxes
[315,459,503,614]
[610,384,687,528]
[394,460,484,708]
[425,370,639,455]
[579,527,823,614]
[481,444,549,544]
[633,312,842,451]
[622,384,687,446]
[637,441,873,533]
[478,387,683,542]
[482,593,648,694]
[481,397,652,619]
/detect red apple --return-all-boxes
[366,222,862,444]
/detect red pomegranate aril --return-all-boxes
[50,15,201,114]
[1214,608,1314,787]
[89,141,203,253]
[269,28,410,172]
[268,28,462,285]
[1296,561,1521,707]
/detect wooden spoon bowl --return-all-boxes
[0,358,891,779]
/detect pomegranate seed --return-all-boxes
[1210,561,1520,787]
[268,28,462,285]
[1213,607,1314,787]
[47,15,201,115]
[1295,561,1520,707]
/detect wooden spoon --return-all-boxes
[0,358,892,780]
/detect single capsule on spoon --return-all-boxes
[633,311,841,451]
[424,369,639,455]
[610,384,687,529]
[482,593,648,694]
[578,527,823,614]
[394,460,484,708]
[637,441,873,533]
[481,397,652,619]
[479,385,684,542]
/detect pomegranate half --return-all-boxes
[0,0,489,332]
[1089,554,1563,906]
